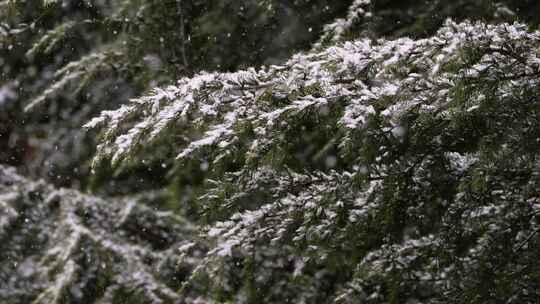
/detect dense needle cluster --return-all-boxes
[2,0,540,303]
[88,20,540,303]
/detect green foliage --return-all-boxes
[0,0,350,192]
[3,1,540,303]
[0,165,203,303]
[86,20,540,302]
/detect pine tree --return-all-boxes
[86,19,540,303]
[2,0,540,303]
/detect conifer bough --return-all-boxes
[84,20,540,303]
